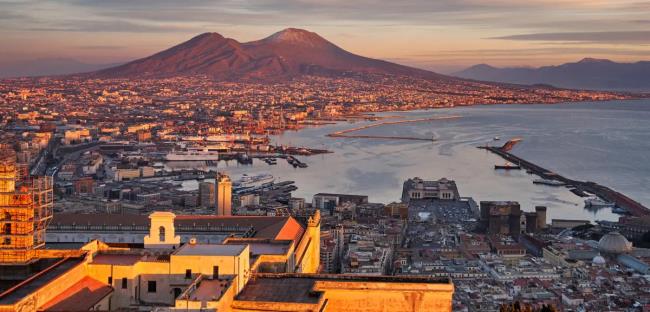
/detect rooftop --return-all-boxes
[39,276,112,311]
[0,256,86,305]
[174,243,247,256]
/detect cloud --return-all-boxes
[491,31,650,43]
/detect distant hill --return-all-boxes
[0,58,117,79]
[454,58,650,91]
[91,28,451,81]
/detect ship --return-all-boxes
[233,173,274,189]
[494,162,521,170]
[164,150,220,161]
[533,179,565,187]
[584,197,614,208]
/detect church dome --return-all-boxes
[598,231,632,254]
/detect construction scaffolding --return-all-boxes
[0,149,53,264]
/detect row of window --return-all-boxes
[107,266,219,293]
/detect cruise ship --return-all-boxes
[233,173,274,189]
[584,197,614,208]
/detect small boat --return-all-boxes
[533,179,565,186]
[584,197,614,208]
[493,136,501,141]
[612,206,628,214]
[495,162,521,170]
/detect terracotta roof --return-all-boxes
[40,276,112,311]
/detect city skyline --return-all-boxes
[2,0,650,73]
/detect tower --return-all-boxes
[535,206,547,230]
[0,148,53,264]
[144,211,180,249]
[198,181,216,208]
[216,174,232,216]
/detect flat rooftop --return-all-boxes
[236,274,452,304]
[174,244,246,256]
[236,277,320,304]
[187,278,232,302]
[91,254,143,266]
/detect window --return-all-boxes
[121,278,127,289]
[158,226,165,242]
[2,238,9,245]
[147,281,157,293]
[108,276,112,285]
[3,223,10,235]
[185,269,192,279]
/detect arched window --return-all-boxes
[159,226,165,242]
[3,223,10,235]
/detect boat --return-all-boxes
[165,150,220,161]
[584,197,614,208]
[494,162,521,170]
[493,136,501,141]
[612,206,628,214]
[533,179,565,186]
[234,173,274,189]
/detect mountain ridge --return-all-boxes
[455,58,650,91]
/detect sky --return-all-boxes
[1,0,650,73]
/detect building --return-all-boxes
[312,193,368,211]
[216,174,232,216]
[401,177,459,203]
[480,201,521,237]
[198,181,215,208]
[0,149,53,264]
[0,210,454,311]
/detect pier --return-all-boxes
[480,140,650,217]
[327,115,461,141]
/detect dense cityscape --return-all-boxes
[1,1,649,308]
[0,71,648,312]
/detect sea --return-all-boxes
[177,99,650,222]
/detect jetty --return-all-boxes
[480,138,650,217]
[327,115,461,141]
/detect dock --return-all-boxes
[327,115,461,141]
[479,141,650,217]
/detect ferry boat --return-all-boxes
[164,150,220,161]
[234,173,274,189]
[584,197,614,208]
[533,179,565,186]
[494,162,521,170]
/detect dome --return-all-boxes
[598,231,632,254]
[592,254,606,266]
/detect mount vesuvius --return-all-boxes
[91,28,452,81]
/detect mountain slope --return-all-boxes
[455,59,650,91]
[92,28,449,81]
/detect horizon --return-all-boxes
[2,0,650,74]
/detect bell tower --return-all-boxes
[144,211,180,249]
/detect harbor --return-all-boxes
[480,139,650,218]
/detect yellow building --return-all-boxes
[0,209,453,311]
